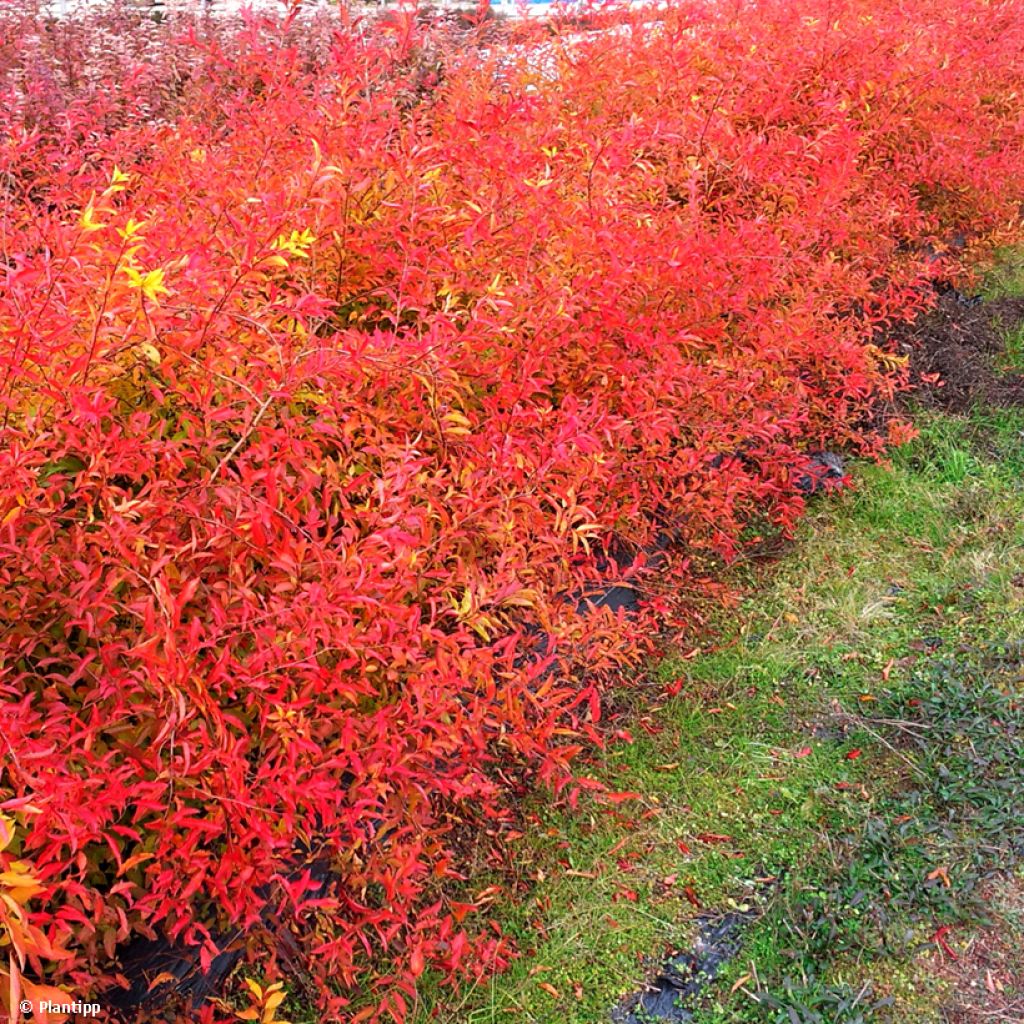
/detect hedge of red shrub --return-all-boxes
[1,0,1022,1019]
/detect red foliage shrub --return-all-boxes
[0,0,1022,1018]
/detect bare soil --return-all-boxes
[928,877,1024,1023]
[897,291,1024,411]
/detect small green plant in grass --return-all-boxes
[998,320,1024,373]
[982,246,1024,300]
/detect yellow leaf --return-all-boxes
[137,342,162,366]
[441,410,473,435]
[497,589,537,609]
[271,229,316,259]
[78,203,104,233]
[264,990,286,1012]
[123,266,170,303]
[5,883,43,904]
[117,218,146,240]
[0,814,13,852]
[0,864,43,899]
[106,166,131,196]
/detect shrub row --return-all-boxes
[1,0,1022,1019]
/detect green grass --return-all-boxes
[988,274,1024,371]
[998,320,1024,373]
[982,246,1024,372]
[407,399,1024,1023]
[982,245,1024,301]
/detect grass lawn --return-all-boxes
[408,267,1024,1024]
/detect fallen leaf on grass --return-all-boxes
[607,836,632,857]
[603,791,642,805]
[933,924,959,960]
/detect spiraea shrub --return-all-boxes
[1,0,1022,1019]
